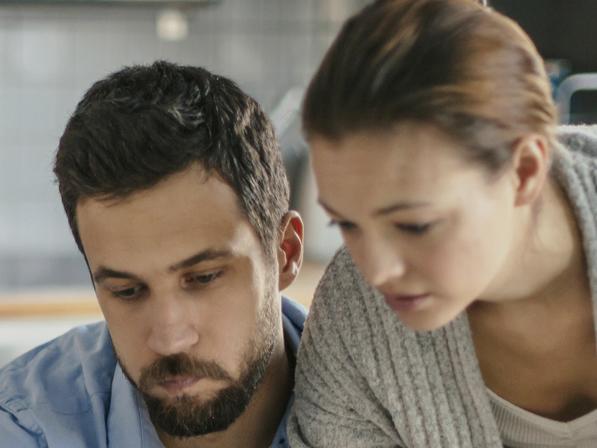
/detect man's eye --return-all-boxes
[395,222,434,235]
[111,285,145,300]
[183,271,223,288]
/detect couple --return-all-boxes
[1,1,596,447]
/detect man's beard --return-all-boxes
[116,289,279,438]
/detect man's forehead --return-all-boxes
[77,167,243,220]
[75,166,258,259]
[82,219,260,282]
[77,164,227,207]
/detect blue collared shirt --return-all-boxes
[0,297,306,448]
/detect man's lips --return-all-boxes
[156,375,201,394]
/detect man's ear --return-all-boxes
[511,134,551,207]
[277,210,304,291]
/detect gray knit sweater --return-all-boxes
[289,126,597,448]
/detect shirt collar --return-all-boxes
[107,364,164,447]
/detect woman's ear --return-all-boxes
[511,134,551,207]
[277,211,304,291]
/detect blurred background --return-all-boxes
[0,0,596,366]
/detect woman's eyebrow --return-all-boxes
[318,198,430,218]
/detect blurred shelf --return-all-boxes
[284,261,325,308]
[0,262,325,318]
[0,292,101,318]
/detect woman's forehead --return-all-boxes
[311,127,475,179]
[311,133,490,220]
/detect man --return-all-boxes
[0,61,306,448]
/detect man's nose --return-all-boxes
[146,295,199,356]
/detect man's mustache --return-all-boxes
[139,353,233,390]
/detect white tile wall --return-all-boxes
[0,0,359,290]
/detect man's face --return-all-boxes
[76,164,281,437]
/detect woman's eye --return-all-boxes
[111,285,145,300]
[183,271,222,288]
[328,219,357,232]
[396,222,434,235]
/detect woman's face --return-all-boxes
[311,124,519,331]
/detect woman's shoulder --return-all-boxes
[314,246,376,310]
[554,125,597,196]
[309,247,401,343]
[557,125,597,159]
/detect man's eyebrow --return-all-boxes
[168,249,232,272]
[93,268,140,284]
[92,249,232,283]
[318,199,430,218]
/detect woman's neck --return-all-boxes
[480,176,586,306]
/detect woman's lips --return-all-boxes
[383,293,430,313]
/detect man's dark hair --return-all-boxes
[54,61,289,257]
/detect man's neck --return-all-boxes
[158,332,292,448]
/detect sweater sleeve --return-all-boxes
[288,248,403,447]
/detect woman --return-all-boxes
[289,0,597,447]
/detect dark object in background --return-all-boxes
[569,91,597,124]
[491,0,597,123]
[490,0,597,73]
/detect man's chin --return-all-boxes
[142,384,251,438]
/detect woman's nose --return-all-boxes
[352,236,406,289]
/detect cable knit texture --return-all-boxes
[288,126,597,447]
